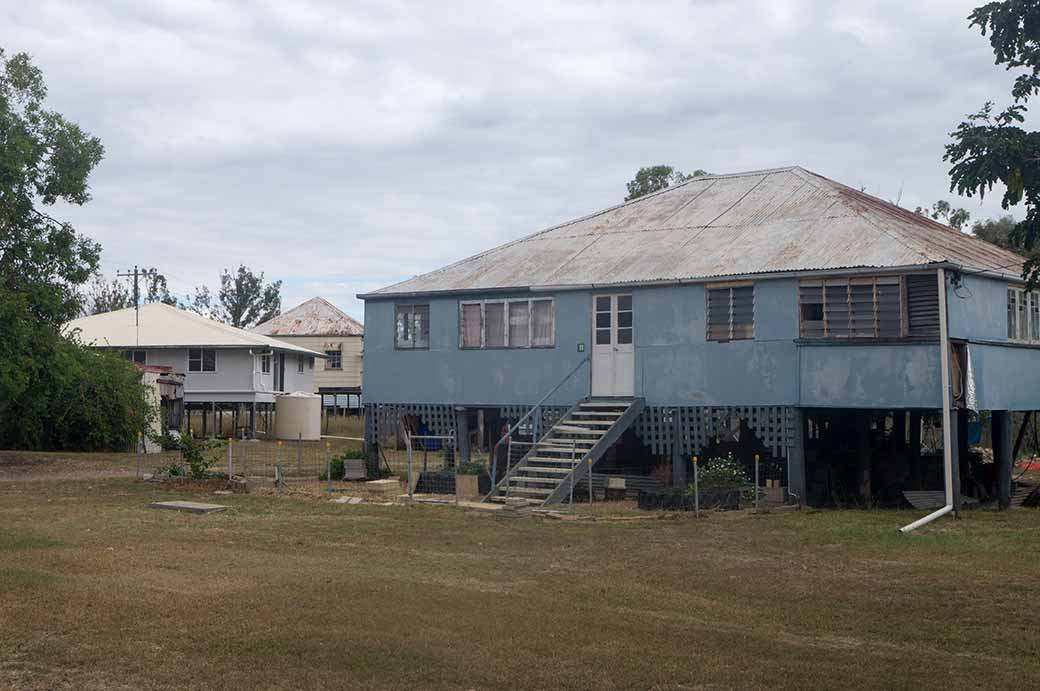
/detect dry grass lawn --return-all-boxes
[2,450,1040,690]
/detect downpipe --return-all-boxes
[900,268,954,533]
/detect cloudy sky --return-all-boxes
[4,0,1026,320]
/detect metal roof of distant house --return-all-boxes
[66,303,322,355]
[251,297,364,337]
[360,167,1026,298]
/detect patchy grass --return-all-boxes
[1,452,1039,690]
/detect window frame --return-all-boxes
[798,275,906,340]
[122,349,146,364]
[1007,286,1040,344]
[297,355,305,373]
[705,282,755,342]
[260,353,271,374]
[394,303,431,350]
[188,348,216,373]
[458,297,555,350]
[324,349,343,370]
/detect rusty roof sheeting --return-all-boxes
[252,297,364,337]
[363,167,1026,298]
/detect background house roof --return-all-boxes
[362,167,1025,298]
[66,303,322,355]
[251,297,364,337]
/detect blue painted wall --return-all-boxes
[364,273,1040,410]
[969,343,1040,410]
[946,273,1008,342]
[363,292,590,406]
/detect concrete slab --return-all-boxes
[149,501,227,514]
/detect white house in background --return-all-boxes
[252,297,364,412]
[66,303,322,436]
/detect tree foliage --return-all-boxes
[945,1,1040,285]
[184,265,281,328]
[0,48,149,450]
[83,267,176,315]
[913,200,972,231]
[971,214,1017,248]
[625,165,709,201]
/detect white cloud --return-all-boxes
[3,0,1022,323]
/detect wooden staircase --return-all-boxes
[485,398,644,506]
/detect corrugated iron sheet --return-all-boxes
[364,167,1026,297]
[252,297,363,336]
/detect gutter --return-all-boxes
[901,267,955,533]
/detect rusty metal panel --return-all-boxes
[365,167,1027,298]
[253,297,363,336]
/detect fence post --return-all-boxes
[693,455,700,517]
[227,437,233,479]
[754,453,760,511]
[569,440,576,508]
[275,440,283,494]
[297,432,302,475]
[406,433,414,500]
[136,431,143,479]
[588,457,593,505]
[326,441,332,494]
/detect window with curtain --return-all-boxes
[1007,287,1040,343]
[395,304,430,349]
[508,301,530,347]
[457,298,554,349]
[460,303,482,348]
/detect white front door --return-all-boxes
[591,294,634,397]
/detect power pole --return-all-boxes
[117,265,141,343]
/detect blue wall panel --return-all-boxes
[947,274,1008,342]
[798,344,941,408]
[364,275,1040,411]
[969,343,1040,411]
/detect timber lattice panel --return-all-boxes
[635,406,794,458]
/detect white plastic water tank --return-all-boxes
[274,391,321,441]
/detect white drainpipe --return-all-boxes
[900,268,954,533]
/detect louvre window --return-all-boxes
[260,354,271,373]
[395,304,430,350]
[799,277,902,338]
[907,275,940,337]
[297,356,305,373]
[707,285,754,341]
[188,348,216,372]
[459,298,555,349]
[1007,287,1040,343]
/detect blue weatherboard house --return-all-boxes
[359,167,1040,509]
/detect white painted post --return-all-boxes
[326,442,333,493]
[227,437,233,479]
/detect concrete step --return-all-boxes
[488,496,542,505]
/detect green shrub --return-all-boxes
[0,335,152,452]
[690,453,749,493]
[318,448,366,480]
[180,435,224,480]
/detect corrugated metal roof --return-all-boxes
[251,297,363,337]
[362,167,1026,298]
[66,303,323,355]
